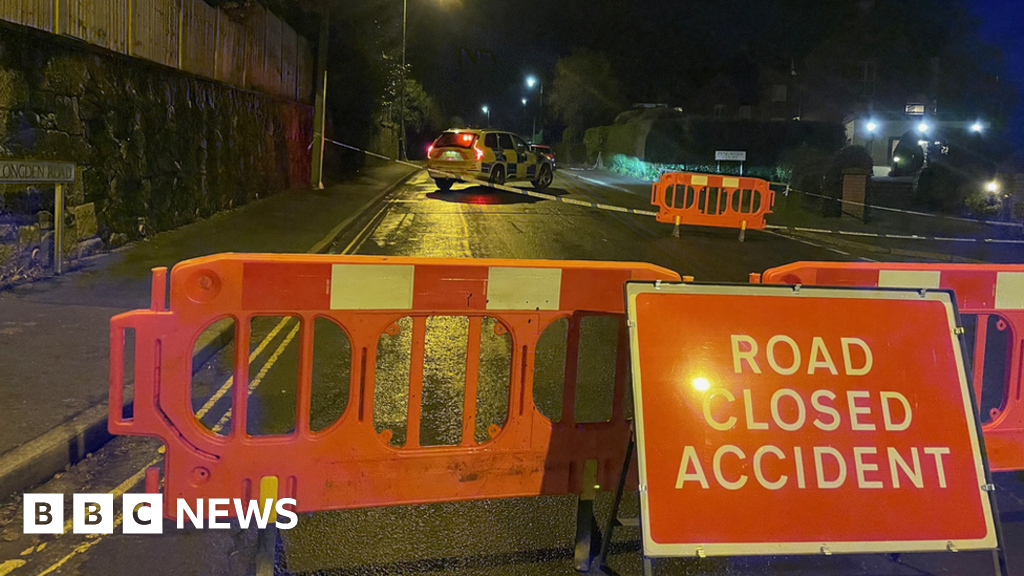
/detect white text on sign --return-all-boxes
[676,335,951,492]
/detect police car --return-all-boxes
[426,129,555,191]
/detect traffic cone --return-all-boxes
[738,220,747,242]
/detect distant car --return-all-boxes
[426,128,554,192]
[530,144,556,170]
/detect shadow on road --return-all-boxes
[426,185,570,206]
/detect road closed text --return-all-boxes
[675,334,952,492]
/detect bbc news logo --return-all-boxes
[24,494,298,534]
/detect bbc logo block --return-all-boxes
[23,494,62,534]
[123,494,163,534]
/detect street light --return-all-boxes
[525,75,543,142]
[971,122,984,133]
[521,98,528,105]
[400,0,408,161]
[864,120,878,157]
[400,0,454,161]
[482,105,490,127]
[986,181,1000,194]
[917,121,930,134]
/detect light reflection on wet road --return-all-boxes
[9,171,1021,576]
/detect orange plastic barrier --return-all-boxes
[650,172,774,230]
[110,255,680,517]
[758,261,1024,472]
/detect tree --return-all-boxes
[377,74,445,158]
[548,50,625,135]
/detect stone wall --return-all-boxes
[0,23,312,286]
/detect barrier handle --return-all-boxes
[650,183,658,206]
[109,317,128,429]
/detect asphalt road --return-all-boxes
[2,170,1023,576]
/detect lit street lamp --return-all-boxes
[482,105,490,127]
[526,75,543,142]
[864,120,878,157]
[972,122,984,133]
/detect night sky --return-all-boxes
[970,0,1024,147]
[366,0,1023,149]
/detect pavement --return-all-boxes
[0,161,420,501]
[2,167,1024,575]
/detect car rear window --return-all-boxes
[434,132,478,148]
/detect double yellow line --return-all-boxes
[22,174,405,576]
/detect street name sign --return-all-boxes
[714,151,746,162]
[625,282,997,557]
[0,160,75,184]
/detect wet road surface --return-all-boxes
[2,171,1022,576]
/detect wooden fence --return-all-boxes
[1,0,313,102]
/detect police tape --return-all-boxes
[764,224,1024,244]
[323,138,659,217]
[320,138,1022,243]
[769,182,1024,230]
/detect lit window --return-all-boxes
[905,104,925,116]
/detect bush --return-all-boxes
[584,126,610,165]
[914,163,969,214]
[964,189,1000,217]
[779,145,831,213]
[555,127,587,166]
[609,154,792,183]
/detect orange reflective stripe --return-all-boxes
[110,254,680,518]
[760,261,1024,472]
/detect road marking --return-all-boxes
[762,228,876,262]
[0,561,26,575]
[566,172,636,195]
[58,456,162,535]
[212,322,302,433]
[20,459,158,576]
[25,178,406,576]
[36,513,123,576]
[195,317,295,421]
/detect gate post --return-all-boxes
[841,168,871,222]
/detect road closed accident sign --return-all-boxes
[624,283,997,557]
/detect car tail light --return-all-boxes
[427,144,434,157]
[474,146,484,160]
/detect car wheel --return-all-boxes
[532,165,553,190]
[489,165,506,186]
[434,178,453,191]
